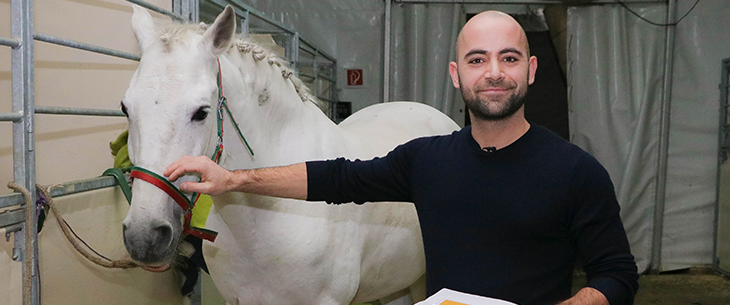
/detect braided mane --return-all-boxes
[156,21,317,105]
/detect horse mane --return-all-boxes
[232,39,316,105]
[155,21,317,105]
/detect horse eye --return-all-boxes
[192,106,209,122]
[120,102,128,117]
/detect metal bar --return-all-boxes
[287,32,300,73]
[313,55,319,99]
[298,39,336,63]
[383,0,392,103]
[0,209,26,229]
[125,0,184,21]
[0,193,23,209]
[0,176,119,211]
[173,0,199,22]
[714,58,730,274]
[299,44,317,56]
[11,0,38,302]
[651,0,677,274]
[0,112,23,121]
[0,36,20,48]
[206,0,296,34]
[246,29,286,35]
[34,33,140,61]
[298,73,315,80]
[318,74,335,83]
[240,10,250,38]
[35,106,125,117]
[47,176,120,198]
[441,3,461,114]
[318,97,335,103]
[203,0,337,64]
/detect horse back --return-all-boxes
[338,101,460,159]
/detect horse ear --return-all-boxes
[203,5,236,56]
[131,5,157,54]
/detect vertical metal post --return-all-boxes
[11,0,38,303]
[383,0,392,103]
[312,56,319,98]
[287,33,300,74]
[240,10,250,39]
[173,0,199,22]
[715,59,730,274]
[441,3,461,114]
[332,64,339,120]
[651,0,678,274]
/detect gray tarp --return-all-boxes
[569,1,729,272]
[237,0,727,273]
[567,4,666,273]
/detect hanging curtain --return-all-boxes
[663,0,730,271]
[389,3,464,124]
[567,4,667,273]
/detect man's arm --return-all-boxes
[557,287,609,305]
[164,155,308,199]
[568,154,640,305]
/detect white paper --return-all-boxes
[415,288,518,305]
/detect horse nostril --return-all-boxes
[154,224,173,247]
[123,224,128,233]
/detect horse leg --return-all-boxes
[375,274,426,305]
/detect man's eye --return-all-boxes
[504,57,517,63]
[469,58,484,64]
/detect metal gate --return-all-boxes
[0,1,338,304]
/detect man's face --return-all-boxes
[449,14,537,121]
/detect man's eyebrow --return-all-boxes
[463,48,524,58]
[464,49,487,58]
[499,47,524,57]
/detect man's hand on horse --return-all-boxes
[165,156,233,195]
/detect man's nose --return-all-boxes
[483,59,504,80]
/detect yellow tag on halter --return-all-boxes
[191,194,213,228]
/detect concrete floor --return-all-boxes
[573,268,730,305]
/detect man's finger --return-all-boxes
[180,181,209,194]
[168,164,197,182]
[165,156,193,178]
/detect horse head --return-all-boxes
[121,5,236,268]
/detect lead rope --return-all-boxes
[6,182,33,305]
[35,183,138,269]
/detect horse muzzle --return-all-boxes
[122,218,179,265]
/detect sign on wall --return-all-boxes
[346,69,363,86]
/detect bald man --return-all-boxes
[166,11,639,305]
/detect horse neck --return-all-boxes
[217,49,346,170]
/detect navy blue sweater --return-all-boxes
[307,125,639,305]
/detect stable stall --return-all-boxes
[2,0,730,304]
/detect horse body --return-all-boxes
[122,5,458,305]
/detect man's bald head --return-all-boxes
[455,11,530,60]
[448,10,537,122]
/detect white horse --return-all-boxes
[121,5,459,305]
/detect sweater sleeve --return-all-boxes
[569,154,640,305]
[306,140,423,204]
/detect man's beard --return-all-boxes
[460,78,527,121]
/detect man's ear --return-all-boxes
[449,62,461,89]
[202,5,237,56]
[528,56,538,85]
